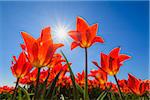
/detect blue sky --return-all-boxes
[0,1,149,86]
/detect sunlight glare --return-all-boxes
[53,23,71,44]
[56,26,68,40]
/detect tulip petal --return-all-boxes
[16,52,26,76]
[38,40,53,66]
[11,66,17,77]
[101,53,109,68]
[92,61,100,69]
[109,47,120,58]
[76,16,89,32]
[54,43,64,49]
[110,58,120,75]
[71,41,80,50]
[77,17,89,46]
[20,44,26,51]
[68,31,81,42]
[128,74,140,94]
[13,56,17,63]
[32,42,39,62]
[88,23,98,41]
[91,36,104,45]
[119,54,131,62]
[21,32,36,46]
[40,27,52,42]
[139,82,147,95]
[21,32,37,63]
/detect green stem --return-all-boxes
[84,48,89,100]
[43,68,50,98]
[114,75,123,100]
[12,78,19,100]
[34,68,41,99]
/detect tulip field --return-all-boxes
[0,17,149,100]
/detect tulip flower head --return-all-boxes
[0,86,14,94]
[118,79,131,94]
[76,71,86,87]
[68,17,104,50]
[93,47,131,76]
[21,27,64,68]
[29,68,38,83]
[11,52,32,78]
[47,53,65,68]
[106,82,118,92]
[89,69,107,85]
[128,74,149,96]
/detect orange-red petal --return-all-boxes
[40,27,52,42]
[68,31,81,42]
[20,44,26,51]
[91,36,104,45]
[71,41,80,50]
[76,16,89,32]
[109,47,120,58]
[54,43,64,49]
[119,54,131,62]
[88,23,98,41]
[92,61,100,69]
[21,32,37,63]
[101,53,109,68]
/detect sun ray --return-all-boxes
[52,21,72,45]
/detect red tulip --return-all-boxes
[128,74,149,96]
[89,79,100,89]
[93,47,131,76]
[57,76,72,88]
[19,74,30,85]
[89,69,107,85]
[47,63,70,85]
[47,54,65,68]
[11,52,32,78]
[21,27,64,68]
[40,69,49,83]
[118,79,131,94]
[51,63,69,79]
[76,71,91,88]
[68,17,104,50]
[106,82,118,92]
[76,71,85,87]
[0,86,14,94]
[29,68,38,83]
[143,80,150,92]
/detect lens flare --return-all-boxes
[53,22,71,44]
[55,26,68,40]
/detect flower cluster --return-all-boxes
[0,17,149,100]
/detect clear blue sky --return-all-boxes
[0,1,149,86]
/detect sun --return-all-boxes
[53,23,71,43]
[55,26,68,40]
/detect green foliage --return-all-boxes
[61,51,80,99]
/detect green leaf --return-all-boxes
[97,85,112,100]
[76,83,84,94]
[18,87,22,100]
[18,86,30,100]
[110,92,116,100]
[97,91,108,100]
[61,51,79,99]
[45,70,62,99]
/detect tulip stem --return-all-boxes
[34,68,41,99]
[84,48,89,100]
[114,75,123,100]
[12,78,19,100]
[44,68,50,85]
[43,68,50,98]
